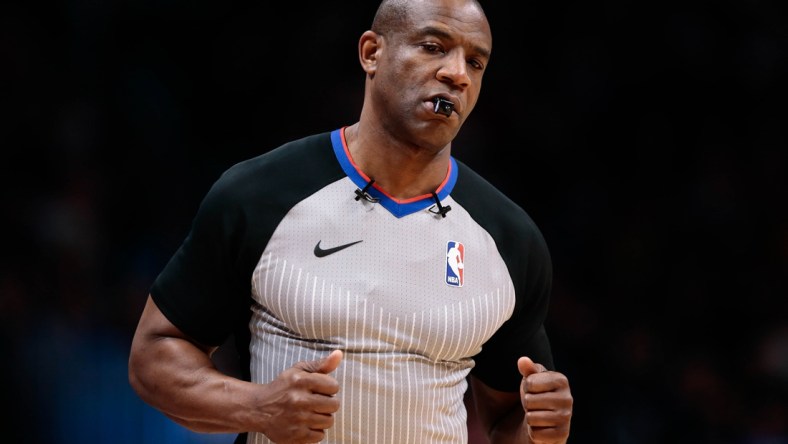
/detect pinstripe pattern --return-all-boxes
[246,179,515,443]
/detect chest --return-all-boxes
[251,179,515,361]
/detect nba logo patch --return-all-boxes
[445,241,464,287]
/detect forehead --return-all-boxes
[403,0,492,53]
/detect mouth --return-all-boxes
[432,97,454,117]
[427,95,460,117]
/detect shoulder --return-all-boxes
[192,130,345,226]
[219,132,334,184]
[207,131,338,202]
[452,159,545,248]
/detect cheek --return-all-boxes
[462,94,479,116]
[387,49,429,79]
[466,78,486,107]
[389,60,421,84]
[380,65,419,100]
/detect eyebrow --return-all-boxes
[418,25,491,60]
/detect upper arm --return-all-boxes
[130,295,217,359]
[127,295,245,432]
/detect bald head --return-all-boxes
[371,0,488,36]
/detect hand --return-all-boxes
[260,350,343,444]
[518,356,573,444]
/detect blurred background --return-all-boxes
[2,0,786,443]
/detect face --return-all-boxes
[366,0,492,150]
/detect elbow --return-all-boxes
[127,343,156,404]
[127,349,146,399]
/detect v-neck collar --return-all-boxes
[330,127,458,218]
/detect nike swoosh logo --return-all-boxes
[314,240,363,258]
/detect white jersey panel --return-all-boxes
[248,176,515,444]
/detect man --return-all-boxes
[128,0,573,443]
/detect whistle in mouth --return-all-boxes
[432,97,454,117]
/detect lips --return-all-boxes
[432,97,454,117]
[426,94,461,116]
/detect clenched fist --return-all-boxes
[260,350,344,443]
[518,356,573,444]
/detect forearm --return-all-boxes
[128,335,258,433]
[470,374,570,444]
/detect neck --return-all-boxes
[344,123,452,199]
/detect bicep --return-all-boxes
[129,295,217,371]
[137,295,215,345]
[128,295,245,430]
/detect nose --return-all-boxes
[436,50,471,89]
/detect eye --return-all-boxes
[468,59,484,70]
[421,43,445,54]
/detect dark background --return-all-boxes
[2,1,787,443]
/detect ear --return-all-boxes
[358,30,382,76]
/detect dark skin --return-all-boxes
[128,1,572,443]
[129,297,343,444]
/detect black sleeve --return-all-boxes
[469,222,555,392]
[150,164,255,346]
[452,160,555,392]
[150,131,343,347]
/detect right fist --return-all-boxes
[260,350,343,443]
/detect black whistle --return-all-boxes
[433,97,454,117]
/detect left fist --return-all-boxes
[518,356,573,444]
